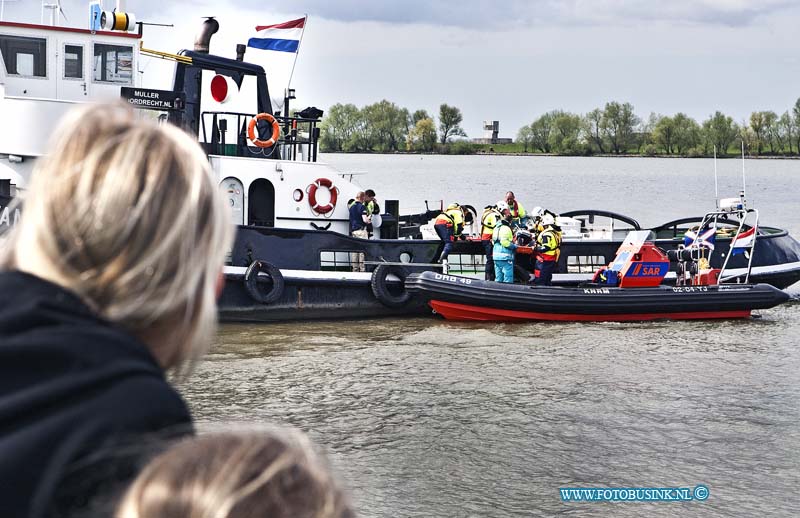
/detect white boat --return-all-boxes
[0,4,434,321]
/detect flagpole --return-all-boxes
[741,140,746,200]
[286,14,307,90]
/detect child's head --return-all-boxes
[117,429,353,518]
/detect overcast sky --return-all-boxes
[5,0,800,137]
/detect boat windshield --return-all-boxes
[609,230,655,272]
[621,230,653,248]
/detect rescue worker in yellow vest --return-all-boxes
[364,189,380,238]
[492,207,517,283]
[434,203,464,269]
[364,189,380,216]
[480,202,505,280]
[534,213,562,286]
[505,191,527,228]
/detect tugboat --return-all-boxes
[406,202,791,322]
[0,5,439,321]
[0,5,798,322]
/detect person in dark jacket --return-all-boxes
[348,191,370,239]
[0,103,233,518]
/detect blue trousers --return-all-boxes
[535,260,556,286]
[494,259,514,283]
[482,239,495,280]
[435,224,454,260]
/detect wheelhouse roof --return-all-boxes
[0,21,141,39]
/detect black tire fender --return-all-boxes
[370,264,412,308]
[244,260,285,304]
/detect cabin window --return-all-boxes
[0,35,47,77]
[445,254,485,275]
[63,44,83,79]
[320,250,364,272]
[92,43,132,84]
[566,255,607,273]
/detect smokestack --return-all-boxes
[236,44,246,61]
[194,17,219,54]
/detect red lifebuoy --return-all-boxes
[308,178,338,214]
[247,112,280,148]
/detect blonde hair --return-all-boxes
[0,103,233,369]
[116,429,354,518]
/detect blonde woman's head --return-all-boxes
[117,429,354,518]
[2,103,233,369]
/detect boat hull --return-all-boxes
[429,300,752,322]
[406,271,790,322]
[220,266,430,322]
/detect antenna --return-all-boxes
[41,0,67,26]
[741,140,746,199]
[58,0,67,22]
[713,145,719,209]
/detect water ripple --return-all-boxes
[180,303,800,517]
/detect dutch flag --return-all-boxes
[248,17,306,53]
[731,226,756,256]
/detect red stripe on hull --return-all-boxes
[429,300,751,322]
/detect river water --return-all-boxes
[182,155,800,517]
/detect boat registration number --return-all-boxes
[434,273,472,285]
[672,286,709,293]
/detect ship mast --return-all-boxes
[41,0,67,26]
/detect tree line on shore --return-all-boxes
[319,97,800,157]
[519,99,800,157]
[319,101,472,153]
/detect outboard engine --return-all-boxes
[668,246,718,286]
[668,247,698,286]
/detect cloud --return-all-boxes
[2,0,797,136]
[223,0,795,29]
[565,0,797,27]
[6,0,794,30]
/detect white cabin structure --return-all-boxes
[0,14,363,237]
[0,20,141,189]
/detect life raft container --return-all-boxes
[247,113,280,148]
[308,178,338,214]
[244,260,285,304]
